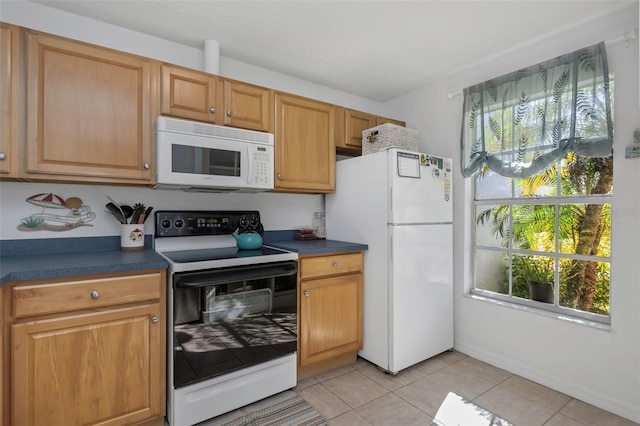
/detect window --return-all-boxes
[473,152,612,321]
[462,44,613,323]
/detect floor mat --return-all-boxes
[197,390,326,426]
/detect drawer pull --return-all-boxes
[304,290,310,297]
[151,316,159,323]
[333,262,339,268]
[90,290,100,299]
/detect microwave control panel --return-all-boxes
[250,145,274,188]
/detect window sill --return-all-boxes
[465,292,612,331]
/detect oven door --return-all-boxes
[171,261,297,389]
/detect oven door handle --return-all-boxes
[174,260,298,288]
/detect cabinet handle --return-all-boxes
[143,163,150,170]
[0,152,5,160]
[277,173,282,180]
[151,316,159,323]
[304,290,310,297]
[333,262,339,268]
[209,107,216,113]
[90,290,99,299]
[226,110,233,117]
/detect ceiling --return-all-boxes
[29,0,634,102]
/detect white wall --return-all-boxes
[0,0,384,240]
[384,4,640,422]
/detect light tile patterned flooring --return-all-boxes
[294,351,638,426]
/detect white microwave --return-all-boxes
[153,117,274,192]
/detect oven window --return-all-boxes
[172,144,241,177]
[173,275,297,388]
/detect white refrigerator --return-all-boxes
[326,147,453,374]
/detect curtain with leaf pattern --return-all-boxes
[460,42,613,178]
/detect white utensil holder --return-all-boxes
[121,224,144,251]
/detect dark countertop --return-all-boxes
[0,236,168,287]
[0,233,366,287]
[0,249,168,286]
[266,239,368,256]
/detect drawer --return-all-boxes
[300,252,363,279]
[13,272,162,318]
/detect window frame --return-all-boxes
[471,187,612,324]
[468,77,614,325]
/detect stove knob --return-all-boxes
[174,219,185,229]
[250,216,260,228]
[161,219,172,229]
[239,216,249,228]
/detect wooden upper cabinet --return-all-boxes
[161,64,218,123]
[274,92,335,193]
[222,79,273,132]
[375,116,406,127]
[25,31,157,183]
[335,107,406,156]
[335,107,375,152]
[161,65,272,132]
[0,24,22,178]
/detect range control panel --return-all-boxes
[154,210,263,238]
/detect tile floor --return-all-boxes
[294,351,638,426]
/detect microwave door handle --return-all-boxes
[246,145,252,185]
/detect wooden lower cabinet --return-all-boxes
[4,270,166,426]
[298,252,363,374]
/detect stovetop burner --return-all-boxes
[161,246,292,264]
[153,210,297,272]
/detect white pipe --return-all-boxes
[204,40,220,74]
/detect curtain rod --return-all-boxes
[446,27,639,100]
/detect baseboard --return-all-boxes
[454,342,640,423]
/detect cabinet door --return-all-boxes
[12,304,163,426]
[375,116,405,127]
[0,24,21,177]
[161,64,217,123]
[343,109,375,150]
[274,93,335,193]
[26,32,156,183]
[299,273,363,367]
[223,80,272,132]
